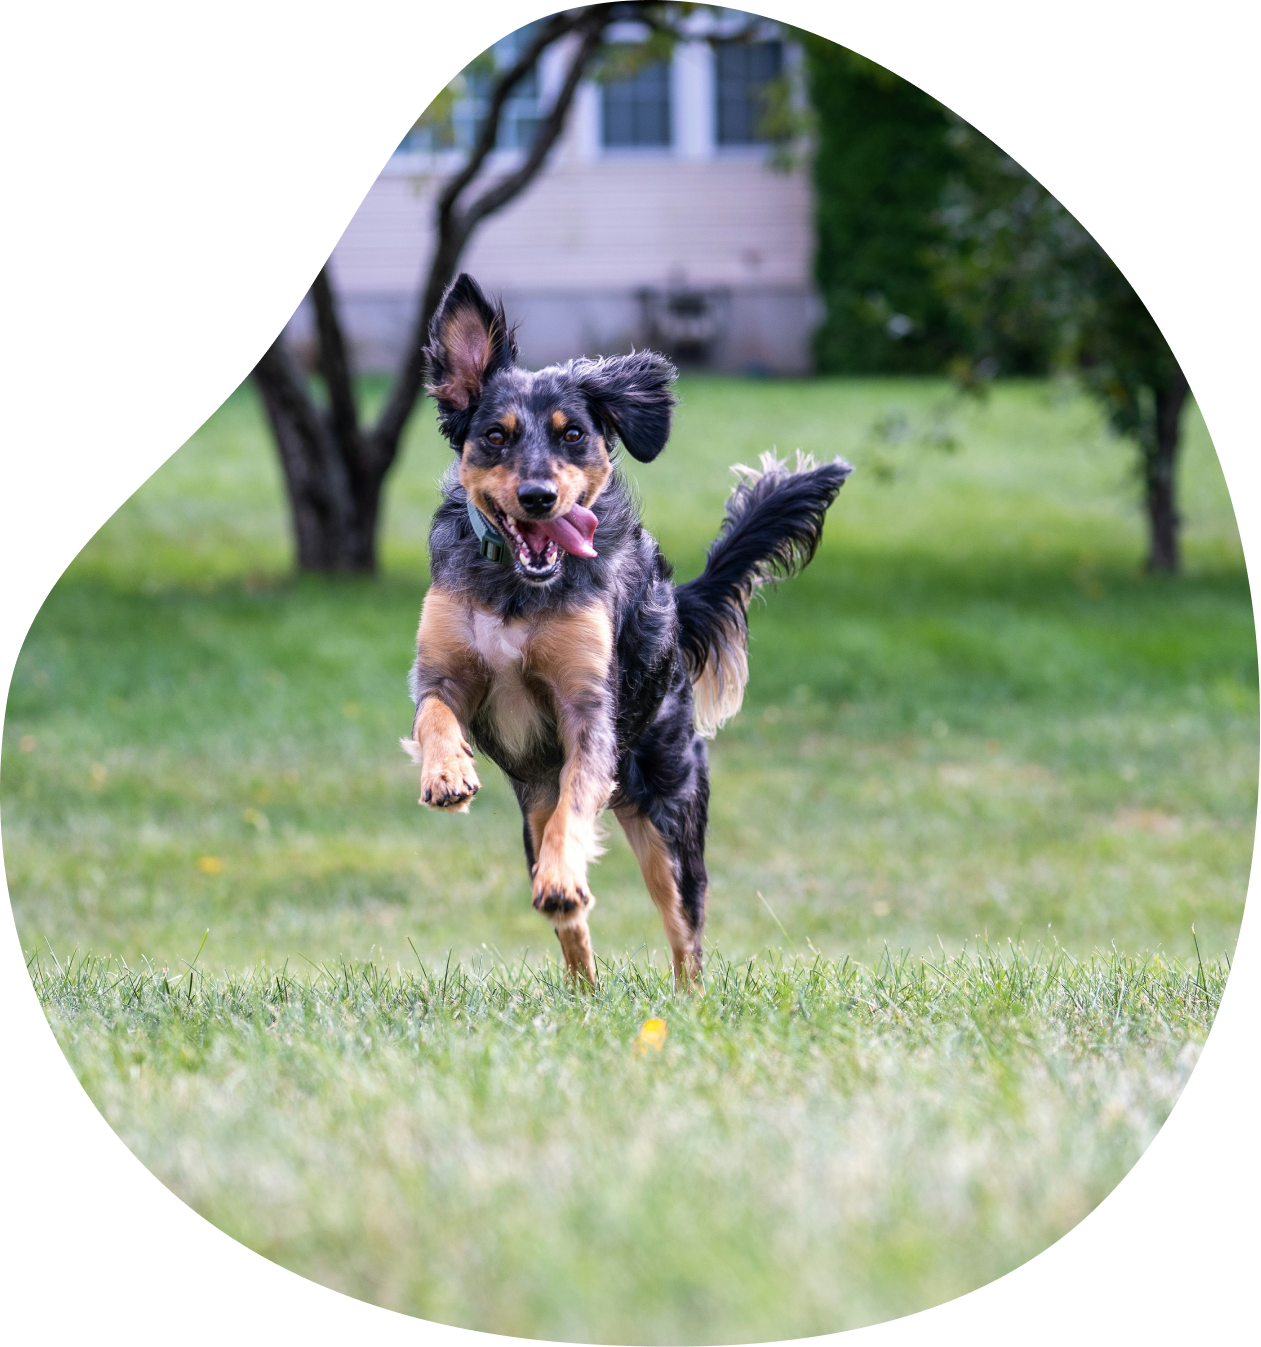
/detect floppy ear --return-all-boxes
[573,351,678,463]
[424,274,517,445]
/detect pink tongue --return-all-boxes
[538,504,599,558]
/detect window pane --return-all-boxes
[405,19,544,156]
[601,59,671,148]
[511,111,541,150]
[715,40,783,146]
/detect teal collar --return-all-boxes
[466,499,511,565]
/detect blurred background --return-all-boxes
[288,9,816,375]
[7,9,1254,1338]
[5,4,1254,975]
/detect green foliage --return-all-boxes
[803,47,1183,449]
[929,126,1083,379]
[803,39,964,373]
[404,8,722,155]
[932,121,1184,441]
[588,24,677,83]
[405,54,491,152]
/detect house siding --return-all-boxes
[291,24,818,376]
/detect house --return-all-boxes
[292,9,817,376]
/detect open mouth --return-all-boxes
[496,508,562,579]
[490,503,599,582]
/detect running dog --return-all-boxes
[402,274,851,983]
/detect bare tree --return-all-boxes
[251,4,683,573]
[250,5,783,573]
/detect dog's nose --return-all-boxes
[517,480,558,514]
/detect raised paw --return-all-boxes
[421,747,480,813]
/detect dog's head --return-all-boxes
[425,274,677,584]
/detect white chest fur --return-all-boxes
[470,609,531,669]
[468,608,550,758]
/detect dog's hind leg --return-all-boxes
[616,805,707,986]
[517,784,558,877]
[554,921,597,985]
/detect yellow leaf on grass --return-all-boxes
[634,1018,668,1055]
[196,856,224,875]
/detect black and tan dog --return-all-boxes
[402,275,850,983]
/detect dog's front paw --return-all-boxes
[420,748,480,813]
[532,854,593,924]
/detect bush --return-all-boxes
[804,39,965,374]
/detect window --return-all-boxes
[601,59,671,148]
[715,40,783,146]
[398,21,543,155]
[455,61,541,152]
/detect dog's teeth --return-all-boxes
[495,512,563,579]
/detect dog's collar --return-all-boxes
[466,499,511,565]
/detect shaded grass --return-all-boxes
[34,944,1222,1342]
[3,377,1254,970]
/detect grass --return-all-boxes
[3,373,1255,1338]
[31,944,1223,1341]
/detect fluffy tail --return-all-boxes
[675,451,852,737]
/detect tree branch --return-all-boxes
[371,7,610,457]
[459,19,608,235]
[435,10,583,233]
[253,335,352,542]
[309,266,361,471]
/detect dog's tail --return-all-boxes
[675,451,852,737]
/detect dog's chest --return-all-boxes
[470,610,532,669]
[469,609,551,759]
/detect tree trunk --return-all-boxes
[252,302,383,575]
[253,335,347,571]
[1145,366,1189,575]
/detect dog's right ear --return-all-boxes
[424,274,517,445]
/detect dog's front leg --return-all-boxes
[406,696,481,812]
[402,588,486,813]
[528,606,617,982]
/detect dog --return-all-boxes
[402,274,851,983]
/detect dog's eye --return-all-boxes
[562,426,583,444]
[485,426,506,447]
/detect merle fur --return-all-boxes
[413,274,851,964]
[675,458,853,683]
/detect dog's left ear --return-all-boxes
[424,274,517,444]
[573,351,678,463]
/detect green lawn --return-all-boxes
[31,945,1223,1342]
[3,374,1254,1339]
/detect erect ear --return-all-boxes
[424,274,517,443]
[572,350,678,463]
